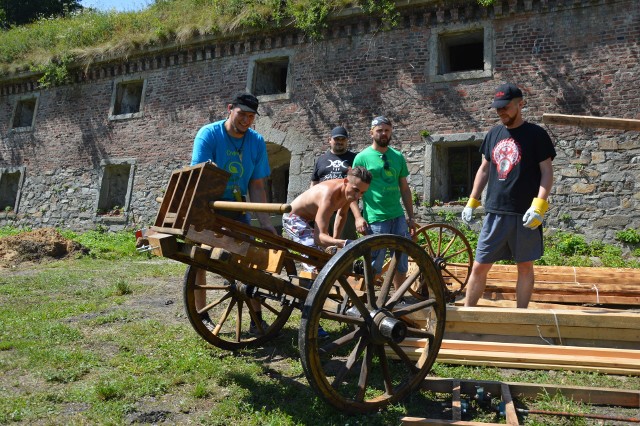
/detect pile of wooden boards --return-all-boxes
[400,265,640,375]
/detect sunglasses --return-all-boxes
[380,154,390,170]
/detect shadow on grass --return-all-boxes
[212,325,458,425]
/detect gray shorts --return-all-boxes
[475,212,543,264]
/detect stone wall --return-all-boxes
[0,0,638,244]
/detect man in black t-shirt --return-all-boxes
[461,83,556,308]
[311,126,358,239]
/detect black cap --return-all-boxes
[331,126,349,139]
[490,83,523,109]
[371,116,392,128]
[231,92,259,114]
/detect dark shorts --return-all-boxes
[475,212,543,264]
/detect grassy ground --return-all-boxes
[0,228,638,425]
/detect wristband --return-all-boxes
[466,197,481,209]
[531,197,549,214]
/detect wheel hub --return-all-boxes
[370,308,407,344]
[433,256,447,270]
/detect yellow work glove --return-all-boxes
[461,197,481,223]
[522,198,549,229]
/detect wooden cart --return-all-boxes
[143,162,472,414]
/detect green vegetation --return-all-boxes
[0,225,637,423]
[0,0,496,78]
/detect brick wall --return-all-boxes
[0,0,638,245]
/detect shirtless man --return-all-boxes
[283,166,372,269]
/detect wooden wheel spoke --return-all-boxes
[393,298,437,317]
[355,345,374,402]
[387,267,421,307]
[388,340,420,373]
[321,310,365,326]
[406,327,436,339]
[437,227,444,253]
[235,300,243,341]
[331,335,369,388]
[319,328,365,355]
[363,254,378,310]
[375,344,394,395]
[199,292,233,315]
[443,270,466,287]
[260,298,281,316]
[443,246,469,261]
[212,297,236,336]
[440,235,458,257]
[338,276,370,322]
[422,234,437,257]
[377,255,398,307]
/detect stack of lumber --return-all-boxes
[397,265,640,374]
[449,264,640,307]
[397,307,640,374]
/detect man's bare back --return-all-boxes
[287,168,371,248]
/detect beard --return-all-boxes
[333,145,347,154]
[231,121,248,134]
[374,134,391,147]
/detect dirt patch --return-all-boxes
[0,228,88,268]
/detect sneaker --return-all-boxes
[249,320,269,335]
[317,326,329,339]
[200,313,215,332]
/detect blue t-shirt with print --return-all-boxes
[191,120,270,200]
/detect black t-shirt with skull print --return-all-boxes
[311,150,357,183]
[480,122,556,215]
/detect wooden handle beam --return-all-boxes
[155,196,291,214]
[542,113,640,131]
[210,200,292,214]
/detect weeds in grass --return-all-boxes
[113,278,132,295]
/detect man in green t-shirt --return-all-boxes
[352,116,416,291]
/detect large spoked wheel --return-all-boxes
[414,223,473,302]
[183,266,293,350]
[299,234,446,414]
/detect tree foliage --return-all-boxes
[0,0,83,28]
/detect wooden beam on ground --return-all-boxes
[542,113,640,131]
[500,383,519,426]
[393,339,640,374]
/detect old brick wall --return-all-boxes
[0,0,638,245]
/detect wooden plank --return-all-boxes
[442,321,640,343]
[231,246,285,274]
[445,307,640,330]
[145,232,177,257]
[500,384,518,426]
[452,380,461,421]
[542,113,640,131]
[401,418,505,425]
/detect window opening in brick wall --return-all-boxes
[96,162,134,219]
[426,133,484,204]
[448,146,482,202]
[109,79,146,120]
[428,24,493,83]
[253,57,289,96]
[11,97,37,129]
[439,31,484,74]
[0,169,23,213]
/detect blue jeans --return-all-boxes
[369,216,411,274]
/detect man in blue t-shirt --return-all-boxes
[190,92,276,335]
[462,83,556,309]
